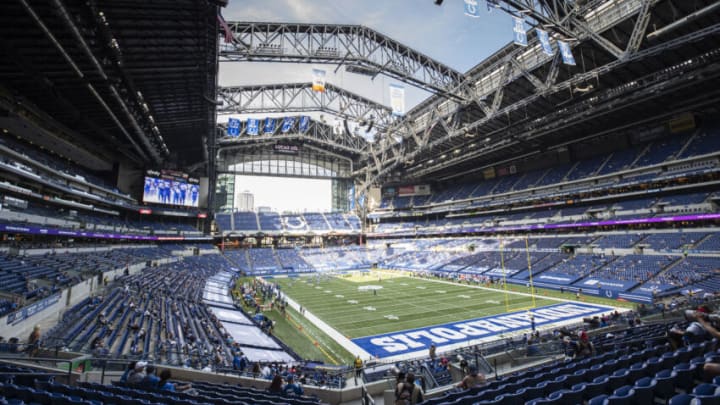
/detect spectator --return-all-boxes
[354,355,363,380]
[283,375,304,396]
[120,361,136,383]
[428,344,437,363]
[396,372,423,404]
[26,325,41,357]
[457,366,486,390]
[574,333,595,358]
[458,356,469,375]
[268,374,283,394]
[141,365,160,389]
[233,351,248,371]
[127,361,147,385]
[158,369,193,393]
[694,314,720,381]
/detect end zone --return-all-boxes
[351,302,616,361]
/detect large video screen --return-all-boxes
[143,170,200,208]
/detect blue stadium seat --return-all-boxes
[632,377,655,405]
[608,368,630,391]
[497,389,525,405]
[661,351,680,370]
[521,383,546,402]
[605,385,635,405]
[626,363,646,382]
[543,375,566,396]
[564,370,584,388]
[616,354,632,369]
[585,364,605,382]
[475,396,504,405]
[691,356,710,379]
[653,369,679,402]
[673,362,696,391]
[582,376,609,400]
[692,394,720,405]
[693,384,720,396]
[547,387,583,405]
[644,357,663,376]
[669,393,695,405]
[588,394,608,405]
[676,346,694,363]
[524,399,555,405]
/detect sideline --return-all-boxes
[281,290,373,360]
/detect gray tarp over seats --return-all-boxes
[239,346,296,363]
[222,322,282,350]
[210,307,254,325]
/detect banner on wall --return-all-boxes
[389,84,405,117]
[513,17,528,47]
[312,69,326,92]
[227,118,240,137]
[482,166,496,180]
[558,40,576,66]
[464,0,481,17]
[280,117,296,133]
[536,29,554,56]
[263,118,277,134]
[6,293,61,326]
[397,184,431,197]
[298,116,310,132]
[246,118,260,135]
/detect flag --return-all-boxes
[389,84,405,117]
[558,40,576,66]
[246,118,260,135]
[217,11,233,44]
[227,118,240,137]
[298,116,310,132]
[464,0,481,17]
[281,117,296,133]
[312,69,326,92]
[536,29,554,56]
[513,17,527,47]
[263,118,277,134]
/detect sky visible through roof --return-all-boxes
[221,0,513,212]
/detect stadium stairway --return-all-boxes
[636,257,686,292]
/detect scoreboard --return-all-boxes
[142,169,200,208]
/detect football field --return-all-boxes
[274,271,558,338]
[264,271,621,361]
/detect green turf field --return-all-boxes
[237,271,630,365]
[273,272,560,338]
